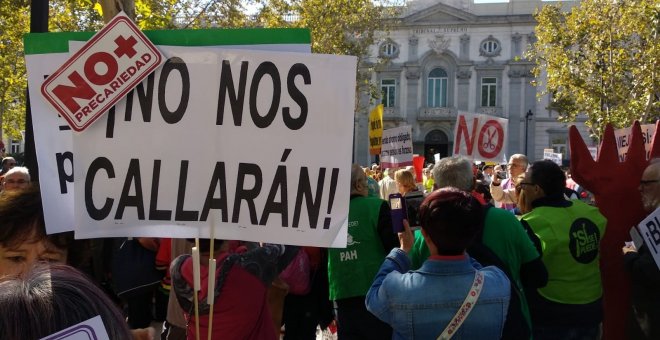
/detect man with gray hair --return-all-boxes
[491,154,528,211]
[413,156,547,338]
[1,166,30,192]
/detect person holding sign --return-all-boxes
[171,239,298,340]
[519,160,606,339]
[623,159,660,340]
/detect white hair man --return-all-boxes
[2,166,30,191]
[490,154,528,211]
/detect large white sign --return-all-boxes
[635,207,660,270]
[614,124,655,162]
[380,125,413,169]
[26,30,355,248]
[453,112,508,163]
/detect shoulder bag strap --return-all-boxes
[437,270,485,340]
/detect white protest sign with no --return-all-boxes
[41,13,164,131]
[635,207,660,270]
[453,112,508,163]
[72,47,356,248]
[380,125,413,169]
[25,29,311,236]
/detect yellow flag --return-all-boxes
[368,104,384,155]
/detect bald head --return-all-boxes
[639,159,660,212]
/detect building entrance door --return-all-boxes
[424,130,449,164]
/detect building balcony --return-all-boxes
[476,106,506,118]
[383,107,406,121]
[418,107,457,120]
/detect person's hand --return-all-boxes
[398,220,414,253]
[622,244,637,255]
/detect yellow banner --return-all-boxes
[369,104,384,155]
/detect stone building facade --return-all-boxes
[354,0,596,166]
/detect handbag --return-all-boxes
[437,271,484,340]
[279,249,311,295]
[112,238,164,298]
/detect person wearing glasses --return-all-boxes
[622,158,660,340]
[1,166,30,192]
[0,157,16,177]
[519,160,606,340]
[490,154,528,212]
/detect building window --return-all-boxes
[479,35,502,57]
[10,140,20,154]
[427,68,448,107]
[379,41,399,59]
[551,136,567,158]
[381,79,396,107]
[481,77,497,107]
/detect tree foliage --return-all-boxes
[530,0,660,137]
[0,1,30,142]
[254,0,401,111]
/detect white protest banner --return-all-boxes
[41,315,109,340]
[380,125,413,169]
[69,47,355,248]
[453,112,508,163]
[25,29,311,236]
[42,13,164,132]
[614,124,655,162]
[634,207,660,270]
[543,150,563,166]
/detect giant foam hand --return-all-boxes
[569,121,660,340]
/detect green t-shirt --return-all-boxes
[409,206,540,330]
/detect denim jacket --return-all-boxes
[366,248,510,339]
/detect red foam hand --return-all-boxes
[569,121,659,340]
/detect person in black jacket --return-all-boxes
[623,159,660,340]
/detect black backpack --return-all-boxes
[466,205,531,340]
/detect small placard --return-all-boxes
[41,12,164,132]
[41,315,109,340]
[635,207,660,270]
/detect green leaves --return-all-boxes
[530,0,660,138]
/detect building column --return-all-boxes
[405,64,420,127]
[456,65,471,111]
[507,65,524,155]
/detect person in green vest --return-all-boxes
[327,164,399,339]
[519,160,607,340]
[408,156,546,339]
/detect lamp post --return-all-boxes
[524,109,533,156]
[24,0,49,182]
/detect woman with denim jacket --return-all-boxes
[366,188,511,339]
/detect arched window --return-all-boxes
[427,68,448,107]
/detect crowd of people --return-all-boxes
[0,152,657,340]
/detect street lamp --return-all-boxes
[524,109,533,155]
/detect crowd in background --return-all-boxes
[0,153,657,340]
